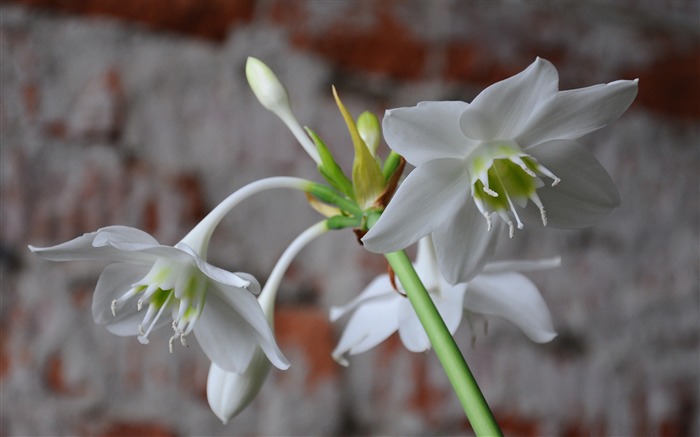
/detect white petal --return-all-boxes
[482,257,561,274]
[92,226,160,248]
[29,229,152,264]
[518,79,639,147]
[93,263,172,337]
[196,284,289,372]
[362,159,470,254]
[330,274,394,322]
[465,272,556,343]
[397,298,431,352]
[382,101,473,166]
[332,294,401,365]
[197,258,255,290]
[525,140,620,228]
[433,283,468,335]
[207,352,271,424]
[431,200,502,284]
[464,58,559,139]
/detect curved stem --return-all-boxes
[259,220,329,320]
[384,250,502,437]
[180,177,314,255]
[279,112,321,165]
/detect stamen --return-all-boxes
[498,211,515,238]
[111,300,117,317]
[533,163,560,186]
[530,192,548,227]
[509,156,537,177]
[137,299,143,311]
[540,207,548,227]
[137,292,173,345]
[483,186,499,197]
[484,213,492,231]
[138,325,145,336]
[168,335,175,353]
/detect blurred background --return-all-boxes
[0,1,698,436]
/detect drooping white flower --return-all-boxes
[362,58,638,283]
[29,225,289,374]
[207,221,329,423]
[331,237,558,365]
[27,177,323,374]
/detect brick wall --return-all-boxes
[1,1,698,436]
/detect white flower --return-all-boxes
[29,225,289,374]
[207,221,329,423]
[362,58,638,284]
[331,237,558,365]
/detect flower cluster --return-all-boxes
[29,56,637,425]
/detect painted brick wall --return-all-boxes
[1,1,698,436]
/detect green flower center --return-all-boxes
[111,259,207,352]
[467,141,559,236]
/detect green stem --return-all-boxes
[384,250,502,437]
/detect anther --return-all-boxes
[137,299,143,311]
[540,207,548,227]
[483,186,499,197]
[138,324,145,336]
[483,213,492,231]
[551,177,561,187]
[180,334,188,347]
[519,163,537,177]
[111,300,117,317]
[168,335,176,354]
[508,221,515,238]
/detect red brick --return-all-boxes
[6,0,255,42]
[284,3,428,80]
[44,352,85,396]
[494,413,541,437]
[99,421,176,437]
[274,306,337,385]
[631,48,700,119]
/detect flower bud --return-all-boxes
[245,56,291,116]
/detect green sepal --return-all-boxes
[363,209,383,232]
[332,87,385,210]
[382,151,403,181]
[307,183,362,217]
[305,127,354,199]
[326,215,362,230]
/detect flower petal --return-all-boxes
[92,263,153,335]
[195,291,261,373]
[396,283,466,353]
[29,227,154,264]
[330,274,394,322]
[362,158,470,254]
[482,257,561,275]
[518,79,639,147]
[397,298,431,352]
[207,352,271,424]
[463,58,559,140]
[431,200,502,284]
[382,101,473,166]
[196,284,289,372]
[332,294,401,365]
[525,140,620,228]
[465,272,556,343]
[92,226,160,248]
